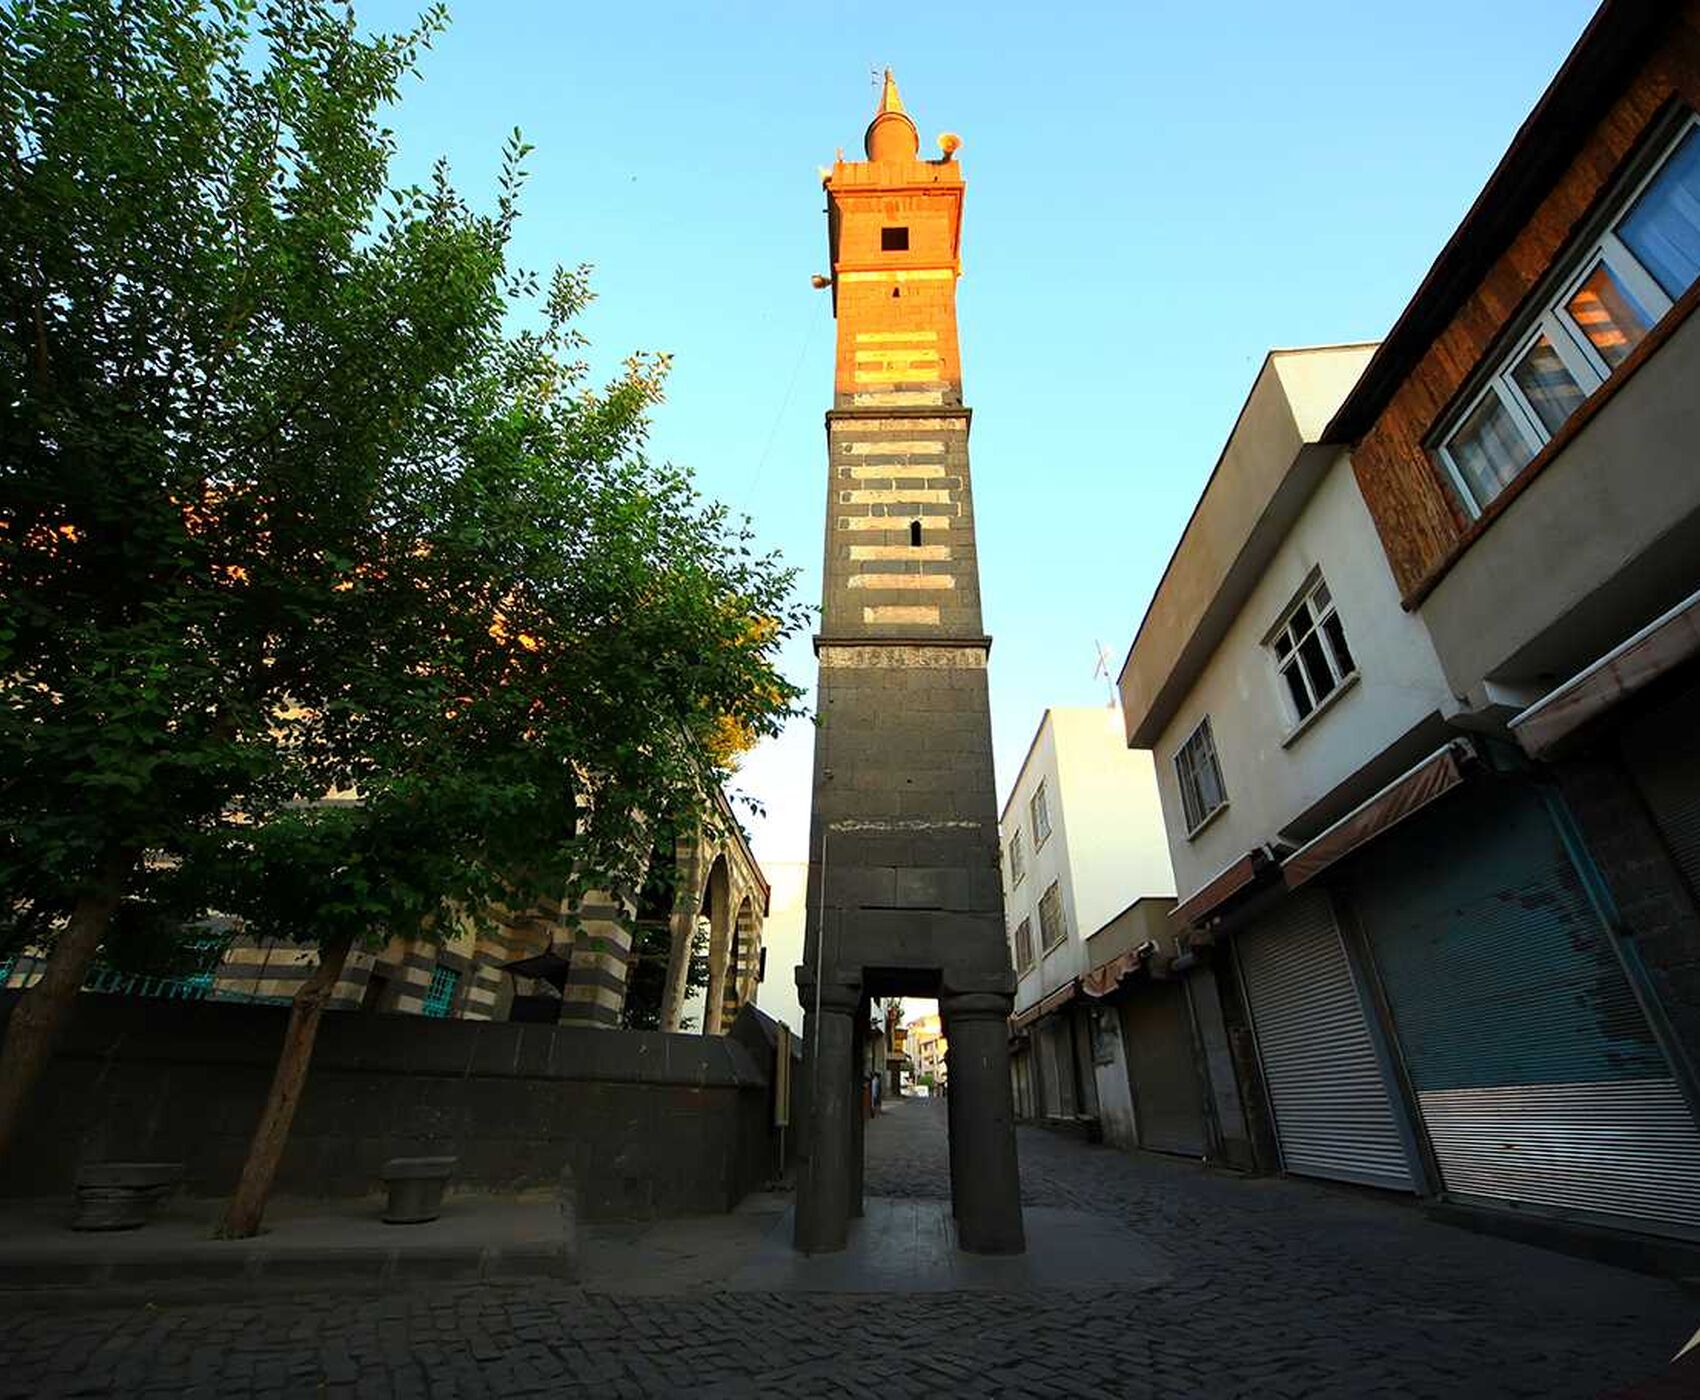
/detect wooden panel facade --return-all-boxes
[1352,5,1700,604]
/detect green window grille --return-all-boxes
[421,965,459,1018]
[82,965,213,1000]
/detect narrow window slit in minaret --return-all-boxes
[910,520,923,547]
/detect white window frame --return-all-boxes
[1266,572,1357,728]
[1030,781,1052,848]
[1013,918,1035,975]
[1174,716,1228,838]
[1008,828,1026,887]
[1038,880,1067,951]
[1435,113,1698,516]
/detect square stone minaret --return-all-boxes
[794,72,1023,1256]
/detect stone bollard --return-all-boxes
[380,1156,457,1224]
[71,1163,184,1231]
[556,1163,580,1278]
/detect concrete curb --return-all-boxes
[0,1240,574,1295]
[0,1192,577,1299]
[1423,1201,1700,1283]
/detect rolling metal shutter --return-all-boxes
[1347,784,1700,1236]
[1118,981,1206,1156]
[1622,681,1700,902]
[1038,1017,1076,1118]
[1011,1047,1035,1120]
[1236,891,1414,1190]
[1070,1011,1101,1118]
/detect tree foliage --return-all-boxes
[0,0,805,1186]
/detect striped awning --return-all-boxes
[1282,741,1472,890]
[1509,584,1700,758]
[1169,849,1274,929]
[1081,945,1150,999]
[1010,979,1078,1031]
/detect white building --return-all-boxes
[1119,343,1459,1182]
[1129,345,1455,905]
[999,707,1175,1145]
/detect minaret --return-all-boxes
[795,73,1024,1255]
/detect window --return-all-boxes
[421,964,459,1018]
[1013,918,1035,974]
[1437,116,1700,515]
[1030,781,1052,847]
[1174,717,1227,835]
[881,226,909,251]
[1008,829,1026,886]
[910,519,922,546]
[1269,575,1355,724]
[1038,881,1066,950]
[1619,121,1700,298]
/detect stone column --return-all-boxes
[659,834,702,1032]
[850,1004,867,1218]
[794,984,860,1253]
[941,991,1025,1254]
[942,1003,963,1216]
[558,891,637,1030]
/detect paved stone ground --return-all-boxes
[1,1097,1695,1398]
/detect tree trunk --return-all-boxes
[0,847,134,1164]
[217,929,355,1239]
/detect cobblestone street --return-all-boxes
[1,1097,1694,1398]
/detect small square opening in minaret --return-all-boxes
[881,226,909,251]
[910,520,923,546]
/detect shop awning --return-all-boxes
[1509,585,1700,758]
[1010,979,1078,1031]
[1081,945,1150,999]
[1170,849,1272,929]
[1282,741,1472,891]
[499,947,574,992]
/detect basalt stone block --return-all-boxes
[71,1162,183,1231]
[380,1155,457,1224]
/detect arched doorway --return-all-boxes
[700,855,735,1034]
[661,849,730,1033]
[718,895,758,1029]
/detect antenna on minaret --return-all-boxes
[1093,641,1120,709]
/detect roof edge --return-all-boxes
[1322,0,1673,445]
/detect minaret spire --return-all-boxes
[877,68,905,115]
[864,68,920,161]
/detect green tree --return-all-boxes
[0,0,804,1228]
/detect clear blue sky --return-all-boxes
[362,0,1600,864]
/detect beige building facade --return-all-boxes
[201,791,770,1034]
[999,707,1174,1146]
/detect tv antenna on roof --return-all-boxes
[1093,641,1120,709]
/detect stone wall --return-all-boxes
[0,995,787,1220]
